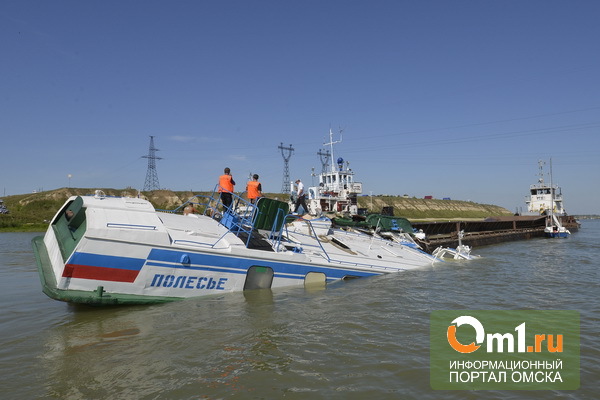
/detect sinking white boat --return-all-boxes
[32,190,440,305]
[432,231,480,260]
[432,245,478,260]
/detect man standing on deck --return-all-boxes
[218,167,236,211]
[294,179,309,215]
[246,174,262,204]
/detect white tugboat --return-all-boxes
[303,129,363,216]
[523,159,577,237]
[298,130,445,256]
[525,159,566,216]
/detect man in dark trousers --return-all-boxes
[294,179,309,215]
[218,167,236,211]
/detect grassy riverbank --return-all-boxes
[0,187,514,232]
[355,195,512,221]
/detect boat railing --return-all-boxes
[275,215,333,260]
[161,190,388,258]
[264,208,289,245]
[277,216,336,262]
[206,186,262,248]
[156,188,258,248]
[160,188,298,250]
[279,218,438,268]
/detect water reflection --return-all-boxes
[40,287,308,398]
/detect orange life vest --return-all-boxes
[219,174,234,193]
[247,181,261,199]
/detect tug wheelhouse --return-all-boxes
[306,129,362,215]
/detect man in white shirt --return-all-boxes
[294,179,309,215]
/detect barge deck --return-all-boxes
[411,215,579,253]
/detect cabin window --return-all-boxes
[244,266,274,290]
[52,197,87,262]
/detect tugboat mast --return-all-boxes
[537,159,545,185]
[324,128,342,173]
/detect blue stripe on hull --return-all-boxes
[68,252,145,271]
[545,233,569,238]
[147,248,377,280]
[59,248,379,286]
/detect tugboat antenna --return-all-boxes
[537,159,545,184]
[323,128,343,173]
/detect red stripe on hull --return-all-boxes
[63,264,140,283]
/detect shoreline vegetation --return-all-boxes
[0,187,517,232]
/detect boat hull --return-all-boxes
[33,231,382,305]
[544,231,570,238]
[32,194,437,305]
[33,236,180,305]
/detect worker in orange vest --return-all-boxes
[246,174,262,204]
[218,167,236,211]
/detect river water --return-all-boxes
[1,221,598,399]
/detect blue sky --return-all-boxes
[2,1,599,214]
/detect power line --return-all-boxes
[317,149,331,173]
